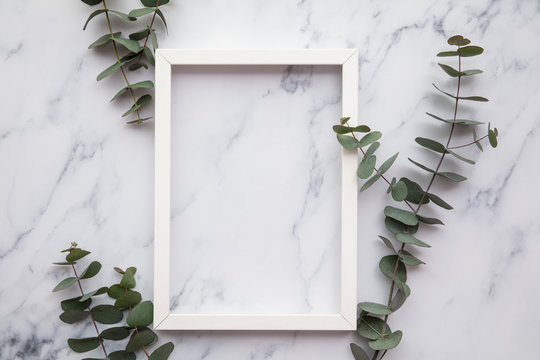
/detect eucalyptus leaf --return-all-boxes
[357,302,392,315]
[408,158,435,174]
[113,38,141,53]
[457,45,484,57]
[115,290,142,310]
[448,35,470,46]
[384,216,418,235]
[149,342,175,360]
[108,284,124,299]
[427,193,453,210]
[358,131,382,148]
[437,51,459,57]
[131,80,154,89]
[384,206,418,226]
[89,32,121,49]
[336,134,357,150]
[144,46,155,66]
[400,177,428,204]
[127,301,153,327]
[379,235,396,253]
[433,83,488,102]
[126,329,157,352]
[155,9,168,30]
[128,62,149,71]
[109,351,136,360]
[447,149,475,164]
[141,0,170,6]
[60,310,90,324]
[438,63,464,77]
[489,129,498,147]
[100,327,131,341]
[400,250,425,266]
[333,125,370,134]
[53,277,77,292]
[83,9,107,31]
[357,155,376,179]
[426,112,484,125]
[150,28,158,50]
[62,296,91,311]
[122,94,152,117]
[379,255,407,283]
[129,28,150,41]
[462,69,483,76]
[357,315,391,340]
[473,129,484,151]
[68,337,100,353]
[109,10,137,22]
[365,142,380,157]
[110,87,129,102]
[80,261,102,279]
[340,117,350,125]
[350,343,369,360]
[416,214,444,225]
[81,0,103,5]
[97,60,127,81]
[129,8,156,18]
[368,330,403,351]
[391,180,407,201]
[92,305,123,324]
[79,287,108,302]
[396,233,431,248]
[378,153,398,175]
[360,173,381,192]
[66,248,90,262]
[389,289,407,311]
[439,171,467,182]
[415,137,446,153]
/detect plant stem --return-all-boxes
[102,0,143,123]
[137,0,161,62]
[71,263,108,358]
[447,134,488,149]
[374,52,464,360]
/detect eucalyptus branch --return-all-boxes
[80,0,169,124]
[53,244,174,359]
[343,35,499,360]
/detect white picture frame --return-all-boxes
[154,49,358,331]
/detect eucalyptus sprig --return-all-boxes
[335,35,498,360]
[53,243,174,359]
[80,0,169,124]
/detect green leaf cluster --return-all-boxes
[53,245,174,359]
[341,35,499,359]
[79,0,169,124]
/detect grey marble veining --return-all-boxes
[1,0,540,359]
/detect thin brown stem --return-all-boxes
[137,0,161,63]
[102,0,142,123]
[71,263,108,358]
[447,135,488,150]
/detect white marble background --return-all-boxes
[1,0,539,359]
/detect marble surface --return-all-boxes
[1,0,540,359]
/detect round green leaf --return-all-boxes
[400,177,428,204]
[447,35,470,46]
[391,180,407,201]
[68,337,100,353]
[125,329,157,352]
[127,301,153,327]
[108,284,124,299]
[62,296,92,311]
[141,0,169,6]
[384,217,418,235]
[81,0,102,5]
[80,261,102,279]
[368,330,403,351]
[357,315,391,340]
[357,155,376,179]
[379,255,407,283]
[109,351,136,360]
[53,277,77,292]
[357,302,392,315]
[358,131,382,148]
[384,206,418,226]
[149,342,175,360]
[350,343,369,360]
[457,45,484,57]
[92,305,123,324]
[60,310,90,324]
[66,248,91,262]
[396,233,431,248]
[336,134,357,150]
[120,267,137,289]
[100,327,131,341]
[489,129,498,148]
[389,289,407,311]
[115,291,142,310]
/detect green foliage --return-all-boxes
[80,0,169,123]
[336,35,499,359]
[53,244,173,359]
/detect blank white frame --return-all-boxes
[154,49,358,331]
